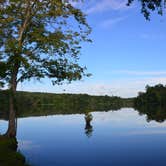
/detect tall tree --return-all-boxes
[0,0,91,137]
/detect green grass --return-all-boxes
[0,136,29,166]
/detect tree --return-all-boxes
[0,0,91,137]
[127,0,166,20]
[1,0,165,138]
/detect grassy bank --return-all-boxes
[0,136,28,166]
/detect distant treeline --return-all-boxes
[0,91,133,119]
[134,84,166,107]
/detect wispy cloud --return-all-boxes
[86,0,129,14]
[113,70,166,76]
[101,16,127,28]
[18,76,166,98]
[80,77,166,97]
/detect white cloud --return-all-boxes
[64,77,166,97]
[86,0,129,14]
[18,75,166,98]
[101,16,127,28]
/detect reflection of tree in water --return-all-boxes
[136,106,166,123]
[84,112,93,137]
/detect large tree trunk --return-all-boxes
[5,64,18,138]
[5,93,17,137]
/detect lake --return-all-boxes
[1,108,166,166]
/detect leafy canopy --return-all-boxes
[0,0,91,88]
[127,0,166,20]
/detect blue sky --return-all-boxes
[18,0,166,98]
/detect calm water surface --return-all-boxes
[1,108,166,166]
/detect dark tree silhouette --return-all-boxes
[128,0,166,20]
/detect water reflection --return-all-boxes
[1,107,166,166]
[136,106,166,123]
[84,112,93,137]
